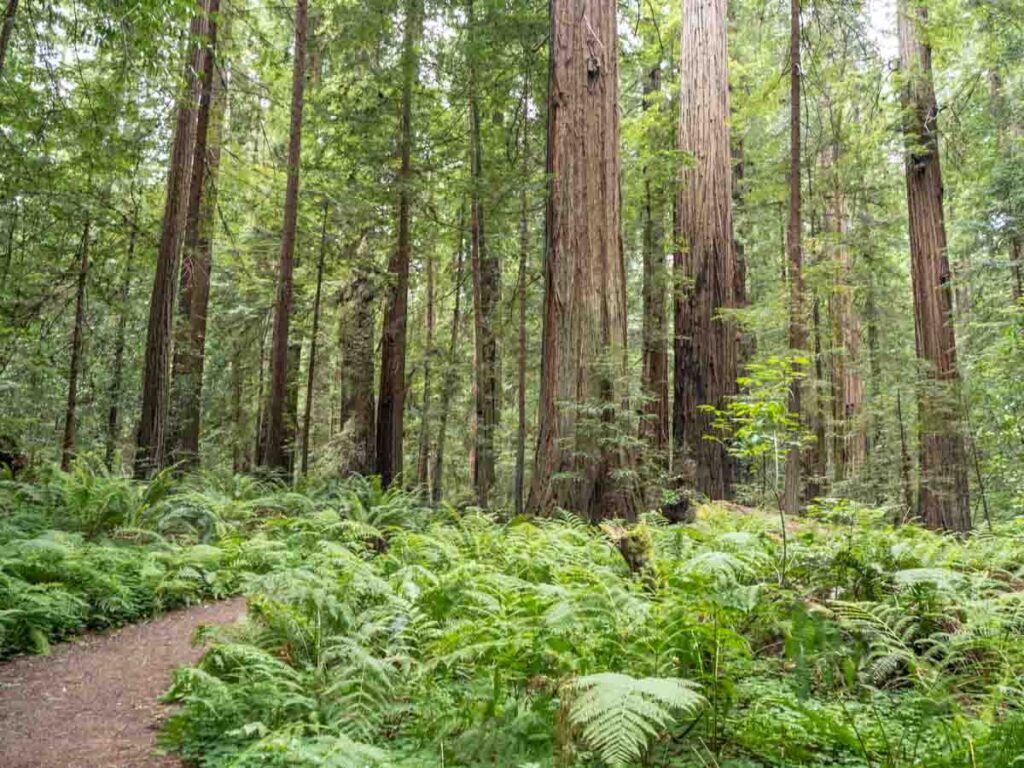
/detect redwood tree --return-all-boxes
[376,0,423,487]
[528,0,635,521]
[262,0,308,475]
[897,0,971,531]
[135,0,214,478]
[674,0,738,500]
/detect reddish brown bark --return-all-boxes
[168,0,221,469]
[897,0,970,531]
[674,0,737,500]
[61,220,90,472]
[135,0,213,479]
[641,64,669,460]
[528,0,636,521]
[376,0,423,487]
[262,0,308,476]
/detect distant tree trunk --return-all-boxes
[135,0,214,478]
[528,0,635,521]
[285,341,302,476]
[432,211,466,504]
[0,0,18,77]
[732,138,754,366]
[896,388,915,520]
[254,316,268,466]
[782,0,804,513]
[826,142,866,481]
[168,0,221,469]
[262,0,308,476]
[231,348,246,472]
[339,260,377,476]
[105,213,137,470]
[674,0,737,500]
[376,0,423,487]
[467,0,500,507]
[61,220,90,472]
[641,64,669,461]
[301,202,328,476]
[897,0,970,532]
[514,75,530,517]
[416,249,435,488]
[806,295,827,499]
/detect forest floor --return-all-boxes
[0,597,246,768]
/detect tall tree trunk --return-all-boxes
[262,0,308,475]
[301,203,328,477]
[105,217,136,470]
[416,249,435,488]
[339,256,376,476]
[897,0,970,532]
[284,341,302,476]
[376,0,423,487]
[231,347,246,472]
[254,316,268,466]
[674,0,738,500]
[0,0,18,77]
[826,143,866,482]
[641,63,669,461]
[168,0,222,469]
[432,211,466,504]
[514,75,530,517]
[782,0,804,513]
[528,0,635,521]
[467,0,500,507]
[135,0,214,478]
[806,295,827,499]
[61,220,90,472]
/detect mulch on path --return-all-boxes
[0,597,246,768]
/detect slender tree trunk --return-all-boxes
[416,249,435,488]
[61,220,91,472]
[528,0,635,521]
[301,203,328,477]
[674,0,738,500]
[376,0,423,487]
[254,316,268,466]
[514,75,530,517]
[432,211,466,504]
[806,295,827,499]
[105,219,136,470]
[262,0,308,476]
[284,341,302,477]
[897,0,970,531]
[231,348,246,472]
[641,64,669,461]
[339,256,377,476]
[168,0,221,469]
[135,0,214,478]
[467,0,500,506]
[0,0,18,77]
[896,388,915,520]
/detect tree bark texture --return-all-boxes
[376,0,423,487]
[135,0,213,478]
[528,0,636,521]
[263,0,308,476]
[897,0,971,532]
[61,220,90,472]
[674,0,738,500]
[339,258,377,477]
[301,203,329,476]
[515,74,531,517]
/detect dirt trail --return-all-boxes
[0,597,246,768]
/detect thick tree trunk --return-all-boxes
[416,249,435,489]
[168,0,221,469]
[61,220,90,472]
[105,222,136,470]
[514,75,530,517]
[432,212,466,504]
[641,64,669,460]
[782,0,804,513]
[262,0,308,475]
[897,0,970,532]
[300,203,328,477]
[467,0,500,507]
[826,144,866,481]
[528,0,636,521]
[0,0,18,77]
[339,259,377,477]
[674,0,738,500]
[135,0,213,478]
[376,0,423,487]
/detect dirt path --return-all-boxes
[0,597,246,768]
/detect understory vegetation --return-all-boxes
[4,469,1024,766]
